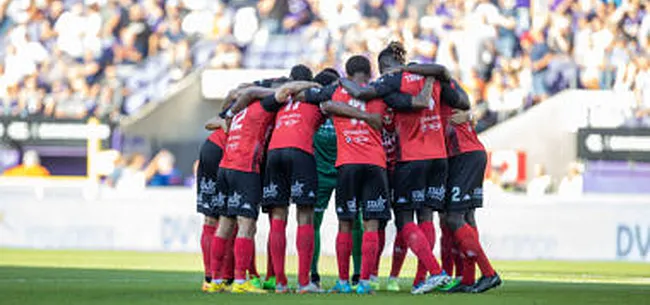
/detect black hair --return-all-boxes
[345,55,371,77]
[321,67,340,77]
[313,71,339,86]
[290,64,313,81]
[378,41,407,66]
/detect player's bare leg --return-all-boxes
[330,220,354,293]
[268,207,289,293]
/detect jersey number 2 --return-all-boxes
[230,108,247,131]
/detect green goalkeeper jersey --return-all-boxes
[313,118,337,177]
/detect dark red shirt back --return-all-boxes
[207,129,227,149]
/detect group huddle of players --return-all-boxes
[195,41,502,295]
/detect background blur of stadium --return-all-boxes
[0,0,649,301]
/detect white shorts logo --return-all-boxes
[199,178,216,195]
[291,181,304,198]
[228,192,242,208]
[412,190,425,202]
[346,197,357,213]
[263,182,278,199]
[366,196,387,212]
[427,186,445,201]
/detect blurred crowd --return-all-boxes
[0,0,227,121]
[1,0,649,130]
[243,0,650,130]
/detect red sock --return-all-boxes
[221,234,235,280]
[413,221,436,285]
[402,222,442,275]
[389,231,407,278]
[454,224,495,277]
[335,232,353,281]
[201,224,216,278]
[296,224,314,287]
[461,254,476,285]
[269,219,288,285]
[234,237,254,281]
[372,230,385,277]
[249,240,260,278]
[440,223,454,276]
[265,233,274,279]
[209,235,228,280]
[453,240,464,278]
[360,231,379,281]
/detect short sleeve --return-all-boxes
[260,94,283,112]
[383,92,414,111]
[305,83,337,104]
[371,72,402,97]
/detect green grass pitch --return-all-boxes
[1,249,649,305]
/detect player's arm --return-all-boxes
[224,86,276,117]
[441,79,470,110]
[302,83,337,104]
[275,81,322,103]
[383,77,436,111]
[395,63,452,82]
[339,73,402,100]
[450,109,473,125]
[320,101,382,131]
[204,116,228,131]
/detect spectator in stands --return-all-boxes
[521,30,552,104]
[209,42,242,69]
[527,163,552,196]
[148,150,183,187]
[2,150,50,177]
[115,153,147,191]
[558,162,584,196]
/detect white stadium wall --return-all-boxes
[1,184,649,262]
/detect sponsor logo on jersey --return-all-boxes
[263,182,278,199]
[366,196,387,212]
[427,186,445,201]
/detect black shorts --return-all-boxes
[214,168,262,220]
[335,164,391,221]
[196,140,223,218]
[261,148,318,209]
[445,150,487,211]
[393,158,448,212]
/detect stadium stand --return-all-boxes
[1,0,648,130]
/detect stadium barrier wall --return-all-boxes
[1,184,649,262]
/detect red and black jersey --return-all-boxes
[267,95,325,154]
[440,81,485,156]
[382,108,398,171]
[207,129,227,149]
[306,84,387,168]
[373,71,446,161]
[219,98,276,173]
